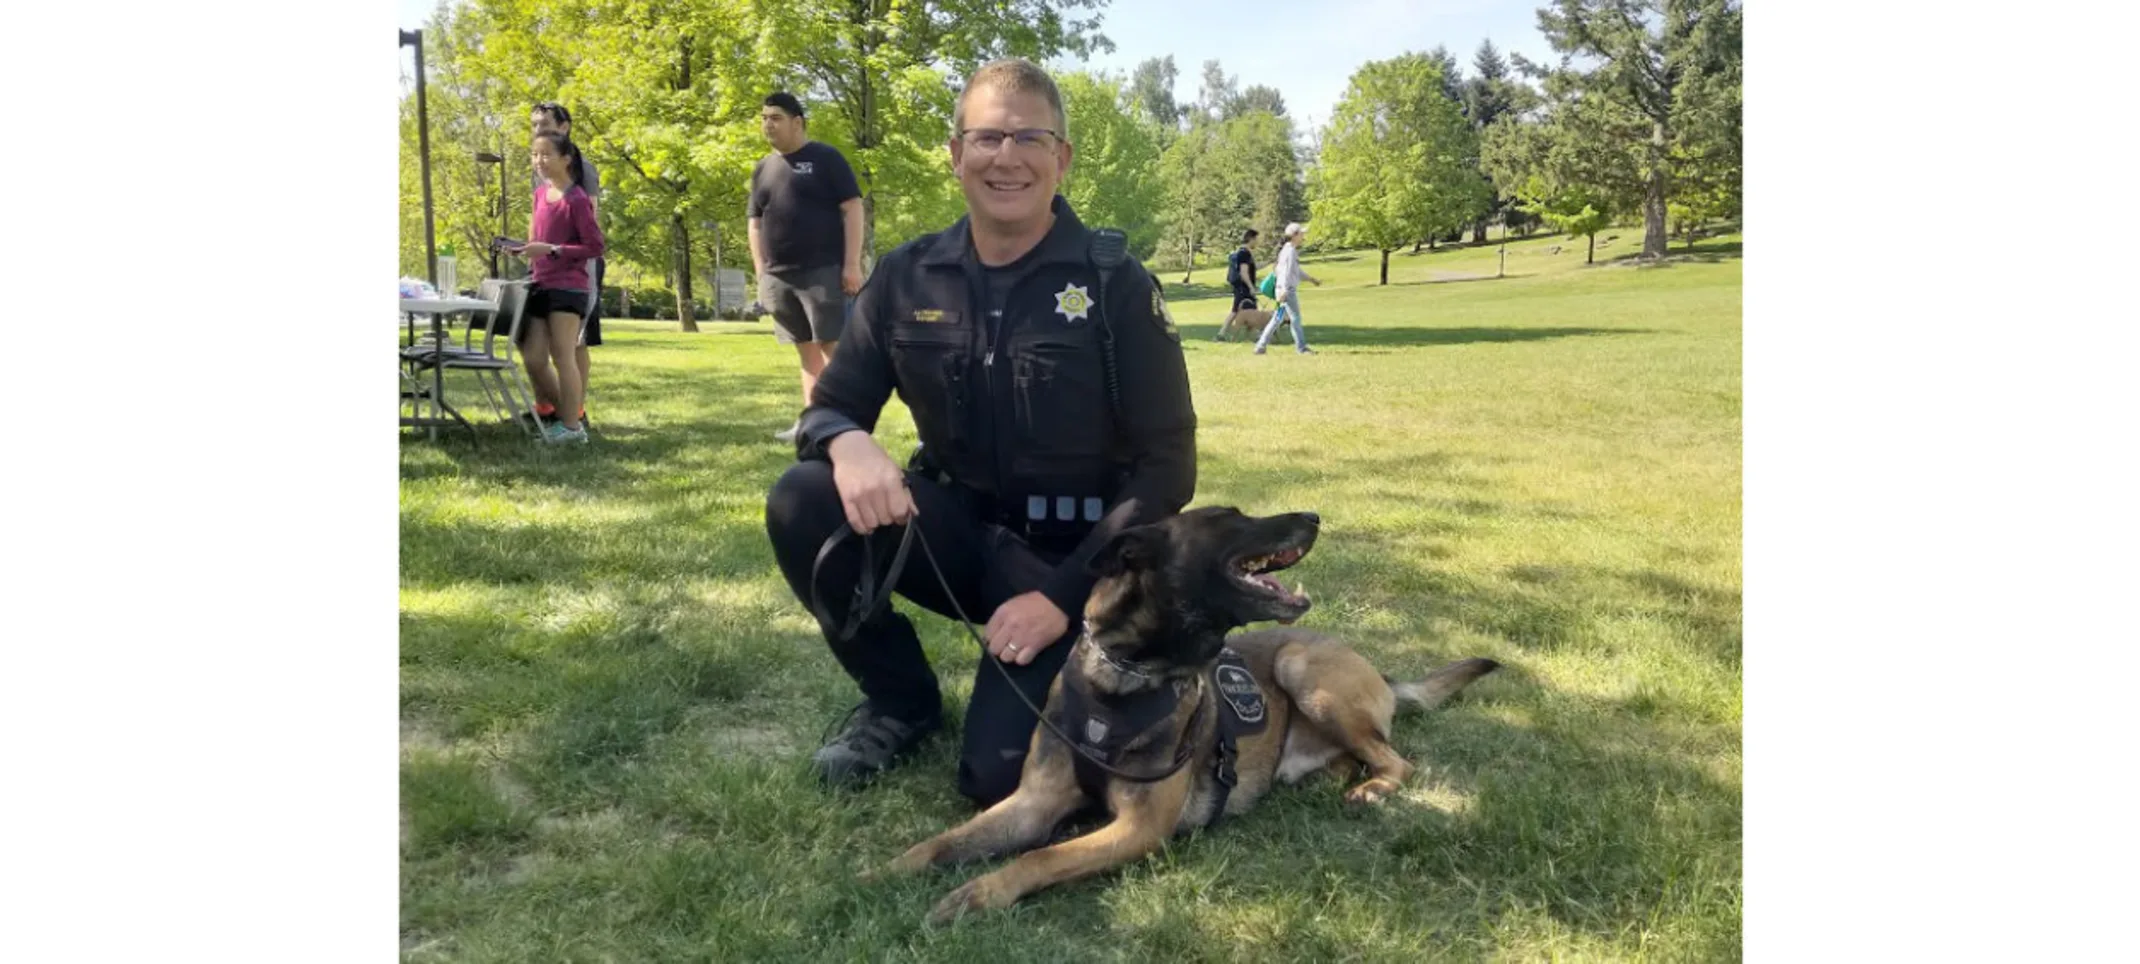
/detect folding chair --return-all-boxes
[404,282,541,436]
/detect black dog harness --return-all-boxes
[1053,643,1270,826]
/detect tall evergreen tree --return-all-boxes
[1531,0,1743,258]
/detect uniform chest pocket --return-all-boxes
[889,324,970,440]
[1011,338,1110,460]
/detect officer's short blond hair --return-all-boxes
[952,58,1069,142]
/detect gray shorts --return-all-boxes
[761,265,847,345]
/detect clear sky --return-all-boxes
[397,0,1560,136]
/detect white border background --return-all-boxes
[5,1,2135,959]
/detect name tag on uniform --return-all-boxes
[910,309,948,323]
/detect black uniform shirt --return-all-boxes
[796,196,1197,618]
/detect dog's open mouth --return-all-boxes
[1232,544,1312,621]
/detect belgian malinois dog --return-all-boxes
[868,506,1500,923]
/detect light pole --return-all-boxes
[475,150,509,278]
[400,29,437,286]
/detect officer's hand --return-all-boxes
[825,431,917,535]
[841,261,864,297]
[985,592,1069,667]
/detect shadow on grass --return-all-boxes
[1387,273,1524,288]
[399,367,799,495]
[1175,324,1653,348]
[1604,239,1744,265]
[1155,279,1235,302]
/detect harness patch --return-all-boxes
[1213,648,1267,734]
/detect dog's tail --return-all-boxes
[1385,658,1500,712]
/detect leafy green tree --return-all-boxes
[430,0,767,329]
[1482,99,1622,263]
[1234,84,1288,119]
[1308,52,1487,284]
[1056,71,1165,258]
[1125,55,1183,133]
[1154,102,1306,280]
[1155,124,1222,280]
[1193,59,1239,126]
[747,0,1114,260]
[1531,0,1743,258]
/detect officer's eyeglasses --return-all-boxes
[957,128,1062,154]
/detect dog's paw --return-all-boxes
[869,846,937,882]
[926,876,1007,925]
[1344,777,1401,806]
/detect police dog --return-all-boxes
[867,506,1500,923]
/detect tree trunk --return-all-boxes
[855,16,879,274]
[1643,120,1669,259]
[1379,248,1390,285]
[1472,220,1488,244]
[1412,239,1424,254]
[1180,223,1196,284]
[1586,233,1595,264]
[862,193,877,273]
[671,214,699,332]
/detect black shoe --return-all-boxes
[813,703,941,787]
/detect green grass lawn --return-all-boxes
[401,229,1743,962]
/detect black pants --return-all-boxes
[765,460,1080,807]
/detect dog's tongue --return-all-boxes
[1255,574,1308,623]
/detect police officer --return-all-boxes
[763,58,1197,807]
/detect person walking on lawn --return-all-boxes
[1254,221,1322,355]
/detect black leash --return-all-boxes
[810,521,1206,784]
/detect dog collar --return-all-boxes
[1081,621,1169,682]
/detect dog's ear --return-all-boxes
[1090,525,1166,578]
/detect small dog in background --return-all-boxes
[1216,303,1285,342]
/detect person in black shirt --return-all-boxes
[749,92,866,443]
[1217,227,1259,339]
[763,58,1197,807]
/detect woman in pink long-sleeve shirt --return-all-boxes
[514,131,605,443]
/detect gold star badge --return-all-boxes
[1054,282,1093,324]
